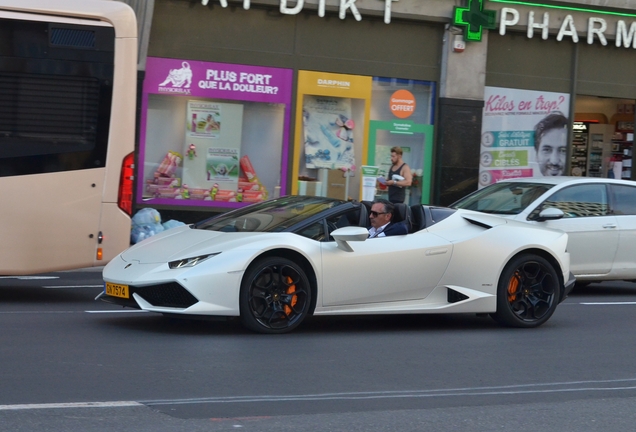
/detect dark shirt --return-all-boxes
[388,163,406,204]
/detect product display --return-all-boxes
[137,57,292,209]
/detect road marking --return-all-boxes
[85,310,148,314]
[0,401,142,411]
[3,378,636,411]
[0,309,147,315]
[0,276,59,280]
[580,302,636,305]
[43,285,103,289]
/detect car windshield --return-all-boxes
[451,182,555,215]
[194,196,344,232]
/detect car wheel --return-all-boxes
[490,254,560,328]
[240,257,311,334]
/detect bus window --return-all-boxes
[0,1,137,275]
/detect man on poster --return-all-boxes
[534,112,568,176]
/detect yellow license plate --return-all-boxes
[105,282,129,299]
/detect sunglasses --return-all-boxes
[370,211,389,217]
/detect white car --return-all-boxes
[100,196,574,333]
[452,177,636,285]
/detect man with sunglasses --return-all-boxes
[367,199,408,238]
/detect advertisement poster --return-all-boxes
[303,95,355,170]
[292,71,372,198]
[138,57,293,208]
[182,100,243,192]
[479,87,570,188]
[207,147,239,182]
[188,102,221,138]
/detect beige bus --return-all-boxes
[0,0,137,275]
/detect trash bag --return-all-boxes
[162,220,186,230]
[132,208,161,226]
[131,208,164,244]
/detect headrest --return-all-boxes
[392,203,408,223]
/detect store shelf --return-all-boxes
[570,132,588,176]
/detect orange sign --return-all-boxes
[390,89,416,119]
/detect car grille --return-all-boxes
[132,282,198,309]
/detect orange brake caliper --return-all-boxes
[284,276,298,316]
[508,271,520,302]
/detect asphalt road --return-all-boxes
[1,269,636,431]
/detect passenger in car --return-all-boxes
[367,199,408,238]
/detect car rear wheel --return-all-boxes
[490,254,560,328]
[240,257,311,334]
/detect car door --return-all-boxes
[530,183,618,276]
[319,231,453,307]
[609,184,636,278]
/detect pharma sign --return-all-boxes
[491,0,636,48]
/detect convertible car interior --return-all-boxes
[360,201,456,234]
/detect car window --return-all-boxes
[327,208,362,241]
[195,196,343,232]
[530,184,609,218]
[296,221,327,241]
[610,184,636,215]
[451,182,553,215]
[295,207,362,242]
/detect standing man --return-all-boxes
[534,113,568,176]
[386,146,412,204]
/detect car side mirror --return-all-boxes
[535,207,565,222]
[331,226,369,252]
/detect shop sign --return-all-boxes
[491,0,636,48]
[453,0,497,42]
[146,58,292,104]
[499,8,636,47]
[389,90,416,119]
[201,0,399,24]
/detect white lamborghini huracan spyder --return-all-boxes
[100,196,575,333]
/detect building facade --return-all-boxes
[123,0,636,216]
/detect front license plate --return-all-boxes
[105,282,129,299]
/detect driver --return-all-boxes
[367,199,408,238]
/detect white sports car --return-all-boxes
[100,196,575,333]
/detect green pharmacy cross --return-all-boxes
[453,0,497,42]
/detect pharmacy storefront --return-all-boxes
[478,1,636,187]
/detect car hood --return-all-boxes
[120,225,268,264]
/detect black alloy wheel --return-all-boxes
[491,254,560,328]
[240,257,311,334]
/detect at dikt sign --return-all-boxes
[453,0,497,42]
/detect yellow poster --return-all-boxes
[293,71,372,196]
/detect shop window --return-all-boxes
[368,77,436,205]
[138,58,293,210]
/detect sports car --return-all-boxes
[99,196,575,333]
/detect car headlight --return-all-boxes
[168,253,220,269]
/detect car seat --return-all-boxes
[356,202,368,227]
[392,203,412,233]
[361,200,373,227]
[410,204,433,232]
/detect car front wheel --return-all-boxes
[240,257,311,334]
[491,254,560,328]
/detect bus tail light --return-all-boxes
[118,152,134,216]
